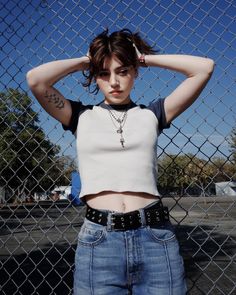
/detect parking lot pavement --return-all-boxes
[164,196,236,294]
[0,197,235,294]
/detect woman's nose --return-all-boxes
[110,74,119,87]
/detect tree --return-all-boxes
[158,154,215,196]
[0,88,68,201]
[158,154,191,194]
[183,156,214,196]
[158,152,236,196]
[210,157,236,182]
[54,155,77,185]
[230,126,236,164]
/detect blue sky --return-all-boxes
[1,0,235,161]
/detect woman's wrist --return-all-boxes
[138,54,147,67]
[75,56,90,71]
[82,55,90,63]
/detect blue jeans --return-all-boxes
[73,202,187,295]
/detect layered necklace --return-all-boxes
[107,106,128,148]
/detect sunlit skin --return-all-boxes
[96,55,137,105]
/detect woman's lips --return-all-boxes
[110,90,122,96]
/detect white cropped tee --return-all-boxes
[63,99,170,200]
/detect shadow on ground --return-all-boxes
[176,225,236,294]
[0,242,76,294]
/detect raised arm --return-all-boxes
[26,56,89,126]
[144,54,214,124]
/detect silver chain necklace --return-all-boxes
[107,108,128,148]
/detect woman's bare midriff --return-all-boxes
[85,191,159,213]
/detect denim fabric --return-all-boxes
[73,203,187,295]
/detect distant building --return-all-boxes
[52,186,72,200]
[52,172,82,204]
[32,172,81,203]
[215,181,236,197]
[33,192,45,201]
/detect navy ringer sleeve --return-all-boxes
[148,98,170,133]
[62,100,84,134]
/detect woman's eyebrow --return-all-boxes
[116,65,129,70]
[99,65,129,72]
[113,66,130,71]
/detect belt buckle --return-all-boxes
[110,211,143,231]
[111,213,126,231]
[110,212,117,230]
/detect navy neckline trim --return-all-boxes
[99,100,137,110]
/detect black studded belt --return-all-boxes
[85,201,170,231]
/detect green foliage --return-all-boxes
[158,153,235,195]
[230,126,236,163]
[0,88,69,197]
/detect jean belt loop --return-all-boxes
[138,207,146,227]
[106,212,113,231]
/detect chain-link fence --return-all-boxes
[0,0,236,294]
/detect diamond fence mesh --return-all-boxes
[0,0,236,294]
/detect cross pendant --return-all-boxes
[120,137,125,148]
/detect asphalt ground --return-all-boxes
[0,197,235,295]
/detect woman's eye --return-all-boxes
[98,71,109,77]
[119,69,128,75]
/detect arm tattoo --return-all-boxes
[44,90,65,110]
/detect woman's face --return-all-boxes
[96,55,136,105]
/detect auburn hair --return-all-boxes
[83,28,156,94]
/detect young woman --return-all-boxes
[27,29,214,295]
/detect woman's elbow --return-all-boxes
[205,58,215,75]
[26,69,44,89]
[196,58,214,80]
[26,69,37,88]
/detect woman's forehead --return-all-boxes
[102,55,123,69]
[101,55,125,70]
